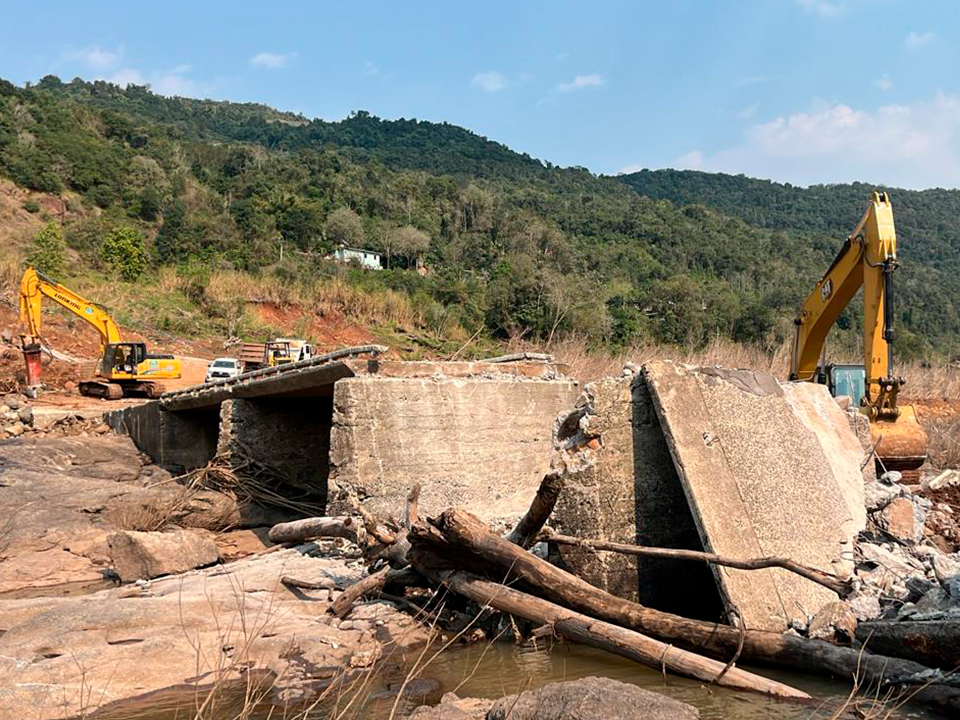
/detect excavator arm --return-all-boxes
[19,268,123,351]
[790,192,926,478]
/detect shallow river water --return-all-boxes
[84,640,947,720]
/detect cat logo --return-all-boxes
[820,279,833,303]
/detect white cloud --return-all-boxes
[108,65,202,98]
[874,75,893,91]
[365,61,379,76]
[796,0,844,18]
[472,71,506,93]
[108,68,145,86]
[65,45,122,70]
[736,102,760,120]
[249,52,295,69]
[616,163,644,176]
[677,150,705,170]
[682,93,960,188]
[557,74,605,92]
[905,31,934,49]
[519,71,535,83]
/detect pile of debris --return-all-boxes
[0,393,32,438]
[0,391,113,439]
[273,469,960,716]
[819,467,960,667]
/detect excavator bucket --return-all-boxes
[870,404,927,482]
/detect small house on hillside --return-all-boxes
[332,246,382,270]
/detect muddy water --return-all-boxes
[83,641,946,720]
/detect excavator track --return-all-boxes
[79,380,124,400]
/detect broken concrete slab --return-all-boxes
[643,361,864,631]
[551,373,718,618]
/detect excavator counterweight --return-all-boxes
[790,192,927,479]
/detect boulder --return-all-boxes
[107,529,221,581]
[808,601,858,644]
[410,692,492,720]
[486,677,699,720]
[17,405,33,425]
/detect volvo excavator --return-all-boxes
[790,191,927,479]
[19,268,181,399]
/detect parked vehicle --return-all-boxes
[239,338,313,373]
[205,357,241,382]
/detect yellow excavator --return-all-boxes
[790,191,927,479]
[19,268,181,399]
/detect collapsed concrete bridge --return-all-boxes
[107,348,580,527]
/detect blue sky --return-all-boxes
[3,1,958,188]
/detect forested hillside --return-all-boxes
[1,76,957,360]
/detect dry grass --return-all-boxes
[0,250,22,305]
[925,416,960,470]
[305,277,420,329]
[535,334,960,401]
[104,486,197,532]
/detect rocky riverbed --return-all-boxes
[0,432,430,719]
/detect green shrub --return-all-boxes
[100,226,147,281]
[22,199,40,214]
[27,221,66,276]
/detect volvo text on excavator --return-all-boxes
[790,191,927,479]
[19,268,181,399]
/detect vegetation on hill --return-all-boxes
[617,169,960,359]
[2,76,958,362]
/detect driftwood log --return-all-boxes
[423,508,960,716]
[268,515,365,545]
[505,471,563,549]
[541,529,854,597]
[418,559,809,699]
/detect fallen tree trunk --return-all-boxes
[542,529,853,597]
[268,516,365,545]
[329,566,421,618]
[505,472,563,549]
[414,559,808,699]
[426,508,960,715]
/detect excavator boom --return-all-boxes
[20,268,123,349]
[790,192,926,478]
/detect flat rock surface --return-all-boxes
[0,546,429,720]
[643,362,863,631]
[0,435,273,595]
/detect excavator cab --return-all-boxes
[824,364,867,404]
[104,342,147,377]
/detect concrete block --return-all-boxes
[643,362,863,631]
[329,375,579,529]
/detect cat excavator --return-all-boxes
[19,268,181,399]
[790,191,927,479]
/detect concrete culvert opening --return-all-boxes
[217,396,332,511]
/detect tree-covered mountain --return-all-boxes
[1,76,957,361]
[616,169,960,357]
